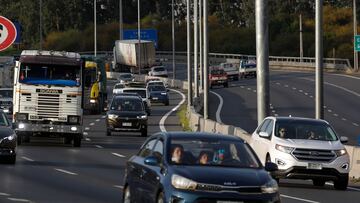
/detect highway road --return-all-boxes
[1,76,360,203]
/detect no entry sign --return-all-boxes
[0,16,17,51]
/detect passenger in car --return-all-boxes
[278,127,287,138]
[198,151,210,165]
[171,144,184,164]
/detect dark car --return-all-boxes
[106,95,147,137]
[0,88,13,114]
[0,110,17,164]
[122,132,280,203]
[147,85,169,106]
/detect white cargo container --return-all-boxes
[113,40,156,73]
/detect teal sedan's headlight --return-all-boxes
[261,179,278,194]
[5,134,16,141]
[171,174,197,190]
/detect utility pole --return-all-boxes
[255,0,270,124]
[39,0,42,50]
[315,0,324,119]
[94,0,97,57]
[203,0,209,119]
[194,0,199,98]
[354,0,358,72]
[300,14,303,62]
[119,0,123,40]
[172,0,176,79]
[187,0,193,107]
[138,0,141,74]
[199,0,203,91]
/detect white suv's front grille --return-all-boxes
[291,148,336,162]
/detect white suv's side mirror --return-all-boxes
[259,132,270,138]
[340,136,348,144]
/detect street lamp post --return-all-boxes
[315,0,324,119]
[187,0,192,107]
[138,0,141,74]
[40,0,42,50]
[194,0,199,98]
[354,0,358,72]
[119,0,123,40]
[203,0,209,119]
[172,0,176,79]
[94,0,97,57]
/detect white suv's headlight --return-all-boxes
[335,149,347,156]
[261,179,278,194]
[275,144,294,154]
[171,174,197,190]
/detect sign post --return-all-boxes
[0,16,17,51]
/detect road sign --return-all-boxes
[0,16,17,51]
[355,35,360,52]
[123,29,158,48]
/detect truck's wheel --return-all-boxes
[73,134,81,147]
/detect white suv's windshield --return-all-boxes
[275,120,338,141]
[169,138,260,168]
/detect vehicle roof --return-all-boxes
[122,87,146,91]
[157,131,245,143]
[112,95,143,101]
[268,116,328,124]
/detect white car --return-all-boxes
[116,87,151,115]
[118,73,135,83]
[112,83,126,95]
[146,80,168,89]
[148,66,168,77]
[250,116,350,190]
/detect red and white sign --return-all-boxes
[0,16,17,51]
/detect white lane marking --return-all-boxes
[114,185,124,189]
[253,90,256,93]
[333,114,338,117]
[309,95,313,98]
[274,114,279,117]
[292,87,297,90]
[21,156,34,162]
[333,74,360,80]
[353,123,359,127]
[7,198,31,202]
[270,106,274,109]
[247,88,251,90]
[96,119,100,122]
[299,90,303,93]
[83,132,89,136]
[325,182,360,192]
[159,89,186,132]
[280,194,320,203]
[304,92,308,95]
[210,91,223,124]
[85,127,90,131]
[0,192,10,196]
[327,109,332,112]
[54,168,77,176]
[302,78,360,97]
[112,152,126,158]
[285,84,289,87]
[95,145,103,149]
[102,116,106,119]
[272,110,276,113]
[85,137,91,141]
[342,118,347,121]
[276,82,281,85]
[240,86,244,88]
[323,105,327,108]
[89,123,95,126]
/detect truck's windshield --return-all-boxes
[19,64,81,86]
[0,90,13,98]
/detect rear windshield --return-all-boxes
[148,85,166,92]
[120,74,132,79]
[114,84,125,89]
[0,112,10,126]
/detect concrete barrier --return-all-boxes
[347,145,360,179]
[204,119,216,133]
[189,107,200,132]
[233,127,252,143]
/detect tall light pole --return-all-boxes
[203,0,209,119]
[194,0,199,98]
[138,0,141,74]
[199,0,203,91]
[354,0,358,72]
[299,14,303,62]
[255,0,270,124]
[119,0,123,40]
[172,0,176,79]
[187,0,192,107]
[39,0,42,50]
[94,0,97,57]
[315,0,324,119]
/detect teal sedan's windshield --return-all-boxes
[169,138,260,168]
[0,112,9,126]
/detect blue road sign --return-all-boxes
[123,29,158,48]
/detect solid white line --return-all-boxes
[54,168,78,176]
[0,192,10,196]
[85,127,90,131]
[159,89,186,132]
[89,123,95,126]
[7,198,31,202]
[302,78,360,97]
[280,194,320,203]
[333,74,360,80]
[95,145,103,149]
[210,91,223,124]
[114,185,124,189]
[21,156,34,162]
[96,119,100,122]
[112,152,126,158]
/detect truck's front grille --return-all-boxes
[37,94,60,118]
[292,148,336,162]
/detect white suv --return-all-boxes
[250,116,350,190]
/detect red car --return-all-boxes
[209,66,229,89]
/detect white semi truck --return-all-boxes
[13,50,83,147]
[113,40,156,73]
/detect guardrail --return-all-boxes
[106,71,360,179]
